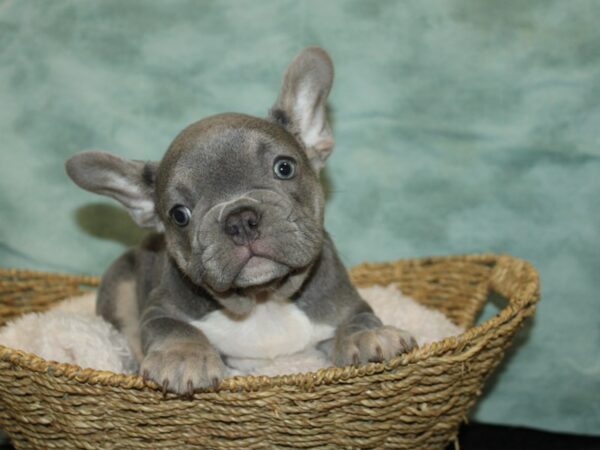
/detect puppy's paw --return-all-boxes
[333,326,417,367]
[140,340,225,396]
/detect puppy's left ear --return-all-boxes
[65,151,162,230]
[269,47,334,174]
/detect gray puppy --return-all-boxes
[66,47,416,395]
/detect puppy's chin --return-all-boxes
[233,256,289,289]
[203,257,292,317]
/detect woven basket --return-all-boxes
[0,253,539,450]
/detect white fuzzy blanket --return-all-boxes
[0,285,463,377]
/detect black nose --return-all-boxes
[223,208,261,246]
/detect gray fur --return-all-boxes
[65,47,416,395]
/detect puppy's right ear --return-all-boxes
[269,47,335,174]
[65,151,162,230]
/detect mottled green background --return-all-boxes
[0,0,598,435]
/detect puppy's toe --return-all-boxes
[334,326,417,367]
[375,326,418,355]
[140,341,226,396]
[332,340,360,367]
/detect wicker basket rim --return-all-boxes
[0,252,539,394]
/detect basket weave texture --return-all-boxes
[0,253,539,450]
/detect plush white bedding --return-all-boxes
[0,285,463,377]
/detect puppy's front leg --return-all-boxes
[299,237,417,367]
[332,307,417,367]
[140,312,225,396]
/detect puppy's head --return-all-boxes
[66,47,335,312]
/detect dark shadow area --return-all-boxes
[485,291,509,315]
[326,103,336,139]
[75,203,149,247]
[474,291,515,326]
[446,422,600,450]
[320,167,335,204]
[2,422,598,449]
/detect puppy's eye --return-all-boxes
[273,157,296,180]
[169,205,191,227]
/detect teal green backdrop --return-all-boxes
[0,0,598,435]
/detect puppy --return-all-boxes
[66,47,416,395]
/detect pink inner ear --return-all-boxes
[304,132,335,174]
[314,135,334,152]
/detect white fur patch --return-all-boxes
[191,297,335,359]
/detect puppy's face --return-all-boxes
[66,47,335,312]
[156,113,325,294]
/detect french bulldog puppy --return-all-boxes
[66,47,416,395]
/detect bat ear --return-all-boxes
[268,47,334,174]
[65,151,162,230]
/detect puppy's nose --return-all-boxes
[223,208,260,246]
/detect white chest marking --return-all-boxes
[191,298,335,359]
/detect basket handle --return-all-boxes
[488,254,540,311]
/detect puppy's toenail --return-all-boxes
[399,337,408,349]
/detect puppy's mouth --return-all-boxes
[203,256,312,317]
[204,243,293,294]
[234,255,290,288]
[191,235,318,316]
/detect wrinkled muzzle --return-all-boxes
[186,189,323,294]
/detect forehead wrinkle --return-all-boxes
[161,180,195,213]
[158,115,313,205]
[173,184,196,207]
[214,194,261,222]
[256,140,270,159]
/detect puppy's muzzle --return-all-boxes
[194,189,320,293]
[223,207,261,246]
